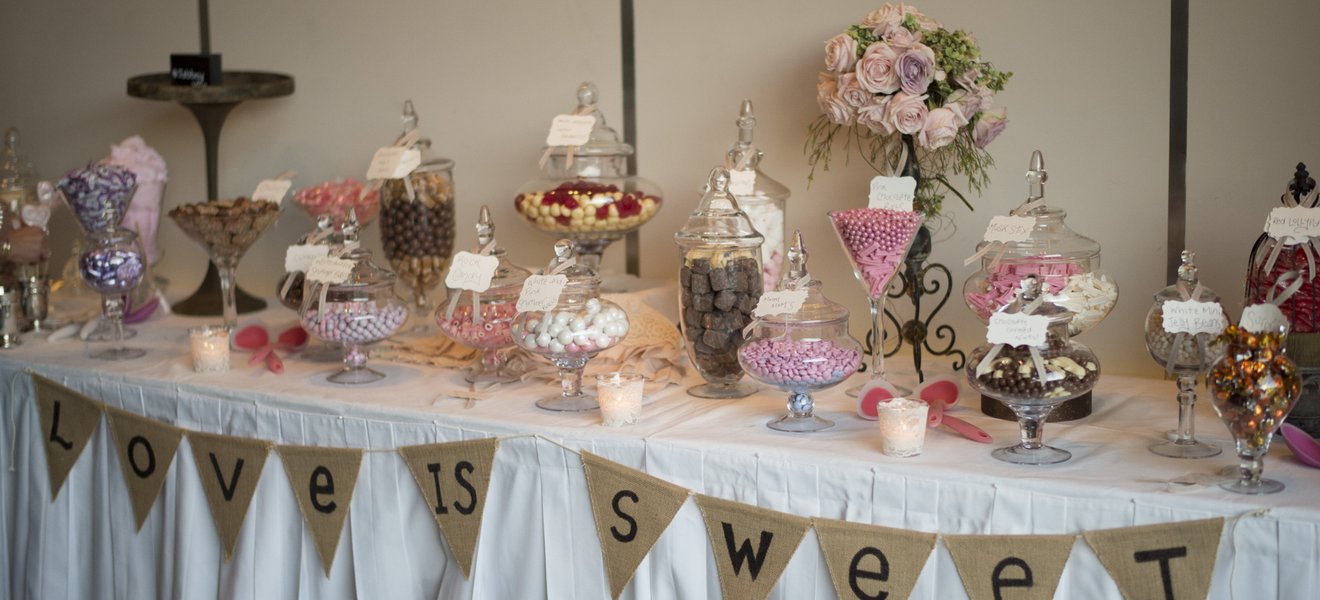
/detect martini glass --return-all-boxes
[169,198,281,329]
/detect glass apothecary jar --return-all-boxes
[437,206,532,384]
[675,167,764,399]
[511,240,630,412]
[513,82,663,271]
[276,214,340,312]
[79,224,148,361]
[723,100,789,292]
[739,231,861,432]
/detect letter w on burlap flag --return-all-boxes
[32,374,103,500]
[397,438,499,580]
[1083,518,1224,600]
[695,494,812,600]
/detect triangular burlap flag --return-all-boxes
[581,452,690,600]
[32,374,103,501]
[1083,518,1224,600]
[397,438,499,579]
[104,405,184,531]
[695,494,812,600]
[278,444,364,576]
[944,534,1076,600]
[187,430,271,560]
[813,517,937,600]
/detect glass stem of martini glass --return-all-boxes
[869,296,886,383]
[214,255,239,330]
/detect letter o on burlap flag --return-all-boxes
[1083,518,1224,600]
[104,405,184,531]
[943,533,1076,600]
[695,494,812,600]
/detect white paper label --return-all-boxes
[517,274,568,312]
[984,215,1036,243]
[1162,300,1228,335]
[445,251,501,293]
[252,179,293,205]
[284,244,329,273]
[1239,303,1289,334]
[1264,206,1320,245]
[544,114,596,147]
[867,176,917,211]
[305,256,355,285]
[752,290,809,318]
[986,312,1051,347]
[729,170,757,196]
[366,146,422,180]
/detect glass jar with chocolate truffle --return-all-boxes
[513,82,663,271]
[723,100,789,293]
[967,276,1099,465]
[739,231,862,432]
[675,166,764,399]
[379,100,456,325]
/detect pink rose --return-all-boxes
[862,4,904,31]
[836,73,873,109]
[856,42,901,94]
[817,72,856,126]
[896,44,936,95]
[943,90,979,125]
[974,107,1008,149]
[883,24,922,49]
[918,107,961,150]
[885,91,928,135]
[824,33,858,73]
[954,68,981,91]
[856,95,894,135]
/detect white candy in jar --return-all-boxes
[516,304,629,354]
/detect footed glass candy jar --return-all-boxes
[511,240,630,412]
[739,231,861,432]
[1209,325,1302,494]
[675,166,764,399]
[437,206,531,384]
[79,225,147,360]
[513,82,662,271]
[722,100,789,292]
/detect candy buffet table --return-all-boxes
[2,310,1318,600]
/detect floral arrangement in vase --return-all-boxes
[807,3,1012,215]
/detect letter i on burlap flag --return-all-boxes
[187,430,271,560]
[943,534,1076,600]
[695,494,812,600]
[397,438,499,580]
[813,517,937,600]
[278,445,364,576]
[581,452,690,600]
[1083,518,1224,600]
[32,374,103,501]
[104,405,184,531]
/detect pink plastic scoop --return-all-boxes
[1281,424,1320,469]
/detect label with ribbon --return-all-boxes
[983,215,1036,243]
[752,290,808,318]
[366,147,423,180]
[445,251,500,293]
[868,176,917,211]
[986,312,1051,347]
[1240,303,1289,334]
[285,245,330,273]
[305,256,356,285]
[516,274,568,313]
[252,179,293,205]
[1264,206,1320,245]
[729,170,756,197]
[545,115,596,147]
[1162,300,1227,335]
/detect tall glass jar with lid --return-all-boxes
[723,100,789,292]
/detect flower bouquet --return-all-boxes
[807,3,1012,215]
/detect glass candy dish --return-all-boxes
[169,197,280,329]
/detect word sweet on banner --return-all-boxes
[696,494,812,600]
[944,534,1076,600]
[1084,518,1224,600]
[813,517,936,600]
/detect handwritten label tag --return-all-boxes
[1162,300,1228,335]
[986,312,1051,347]
[252,179,293,205]
[1240,303,1289,334]
[366,146,422,180]
[752,290,809,318]
[445,251,501,293]
[284,244,329,273]
[1264,206,1320,245]
[517,274,568,312]
[729,170,757,196]
[544,115,596,147]
[867,176,917,211]
[984,215,1036,243]
[305,256,355,285]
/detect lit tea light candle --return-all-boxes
[189,325,231,373]
[595,372,644,427]
[876,397,928,457]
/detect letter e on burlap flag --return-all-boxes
[278,444,364,576]
[1083,518,1224,600]
[397,438,499,579]
[695,494,812,600]
[187,430,270,560]
[944,534,1075,600]
[33,374,103,501]
[581,452,690,599]
[813,516,937,600]
[104,405,184,531]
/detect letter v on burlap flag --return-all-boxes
[278,444,364,576]
[1083,518,1224,600]
[580,451,690,600]
[186,430,271,560]
[32,374,103,501]
[944,534,1076,600]
[813,516,937,600]
[397,438,499,580]
[695,494,812,600]
[104,405,184,531]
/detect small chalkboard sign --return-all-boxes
[170,54,222,87]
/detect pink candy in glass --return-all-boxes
[739,338,861,387]
[965,261,1081,320]
[830,207,923,299]
[438,301,518,349]
[293,178,380,225]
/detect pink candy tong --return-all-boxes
[232,323,309,374]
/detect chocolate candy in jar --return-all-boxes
[675,166,764,399]
[722,100,789,293]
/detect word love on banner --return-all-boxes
[398,439,499,579]
[1161,300,1228,336]
[105,406,184,530]
[187,431,270,560]
[33,374,101,500]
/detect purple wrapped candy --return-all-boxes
[57,163,137,234]
[79,247,145,294]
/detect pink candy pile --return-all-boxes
[294,178,380,225]
[739,338,861,388]
[301,302,407,345]
[830,208,923,299]
[438,301,518,350]
[965,261,1081,320]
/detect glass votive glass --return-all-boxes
[595,372,645,427]
[189,325,231,373]
[876,398,929,457]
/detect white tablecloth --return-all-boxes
[2,311,1318,599]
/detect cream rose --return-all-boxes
[817,72,856,125]
[837,73,873,109]
[856,96,894,135]
[824,33,859,73]
[918,107,961,150]
[974,107,1008,149]
[886,91,928,135]
[862,4,904,31]
[883,24,922,49]
[856,42,901,94]
[943,89,978,126]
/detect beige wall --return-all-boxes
[2,0,1316,377]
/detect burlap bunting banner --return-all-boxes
[278,444,364,576]
[813,516,937,600]
[696,494,812,600]
[581,452,691,600]
[33,374,102,500]
[187,430,271,560]
[944,534,1075,600]
[1083,518,1224,600]
[104,405,184,530]
[397,438,499,579]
